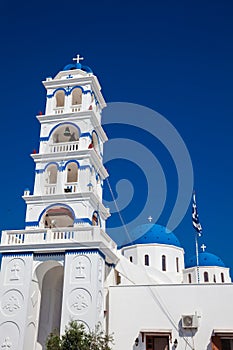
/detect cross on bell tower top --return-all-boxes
[73,54,84,64]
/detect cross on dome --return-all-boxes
[73,54,84,64]
[148,216,153,223]
[200,243,207,252]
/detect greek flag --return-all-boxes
[192,192,202,235]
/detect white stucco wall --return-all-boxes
[108,283,233,350]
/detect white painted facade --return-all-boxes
[0,58,233,350]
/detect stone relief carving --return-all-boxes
[68,289,91,315]
[1,290,23,316]
[97,291,103,315]
[5,259,25,284]
[71,255,91,283]
[1,337,12,349]
[98,258,103,283]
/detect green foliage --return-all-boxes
[46,321,113,350]
[46,329,61,350]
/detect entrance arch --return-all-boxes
[36,262,64,350]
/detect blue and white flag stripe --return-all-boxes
[192,192,202,235]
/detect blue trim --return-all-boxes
[80,132,92,139]
[74,218,92,225]
[65,249,105,260]
[36,162,61,174]
[38,203,76,223]
[80,165,92,171]
[48,122,81,140]
[63,63,93,73]
[40,137,48,142]
[35,169,44,174]
[47,87,68,99]
[2,252,33,257]
[25,221,39,226]
[61,160,80,171]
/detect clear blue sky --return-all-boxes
[0,0,232,276]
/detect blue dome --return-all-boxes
[186,252,225,268]
[63,62,93,73]
[120,224,181,248]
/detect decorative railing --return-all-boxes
[71,104,81,113]
[44,184,56,195]
[54,107,64,114]
[49,141,79,153]
[64,182,78,193]
[1,227,117,250]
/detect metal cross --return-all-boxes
[73,54,84,64]
[148,216,153,223]
[200,244,207,252]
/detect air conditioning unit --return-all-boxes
[182,314,198,329]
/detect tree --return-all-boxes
[46,321,113,350]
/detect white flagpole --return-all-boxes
[195,232,200,284]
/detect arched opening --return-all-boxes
[213,274,216,283]
[55,90,65,107]
[64,162,78,193]
[162,255,166,271]
[66,162,78,183]
[176,257,179,272]
[44,164,58,195]
[221,272,225,283]
[188,273,192,283]
[72,88,82,106]
[204,271,209,282]
[51,124,79,147]
[43,205,75,228]
[92,211,99,226]
[145,254,149,266]
[129,256,133,263]
[92,131,99,151]
[45,164,58,184]
[37,264,64,349]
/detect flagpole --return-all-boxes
[195,232,200,284]
[192,191,202,284]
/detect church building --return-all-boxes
[0,56,232,350]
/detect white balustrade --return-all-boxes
[64,182,78,193]
[50,141,79,153]
[1,227,117,250]
[44,184,56,195]
[71,104,81,112]
[53,107,64,114]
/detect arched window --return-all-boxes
[129,256,133,263]
[92,212,99,226]
[204,271,209,282]
[145,254,149,266]
[43,205,74,228]
[89,131,99,151]
[45,164,58,184]
[66,162,78,183]
[213,274,216,283]
[176,257,179,272]
[162,255,166,271]
[221,273,225,283]
[188,273,192,284]
[72,88,82,105]
[55,90,65,107]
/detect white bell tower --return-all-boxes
[0,56,118,350]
